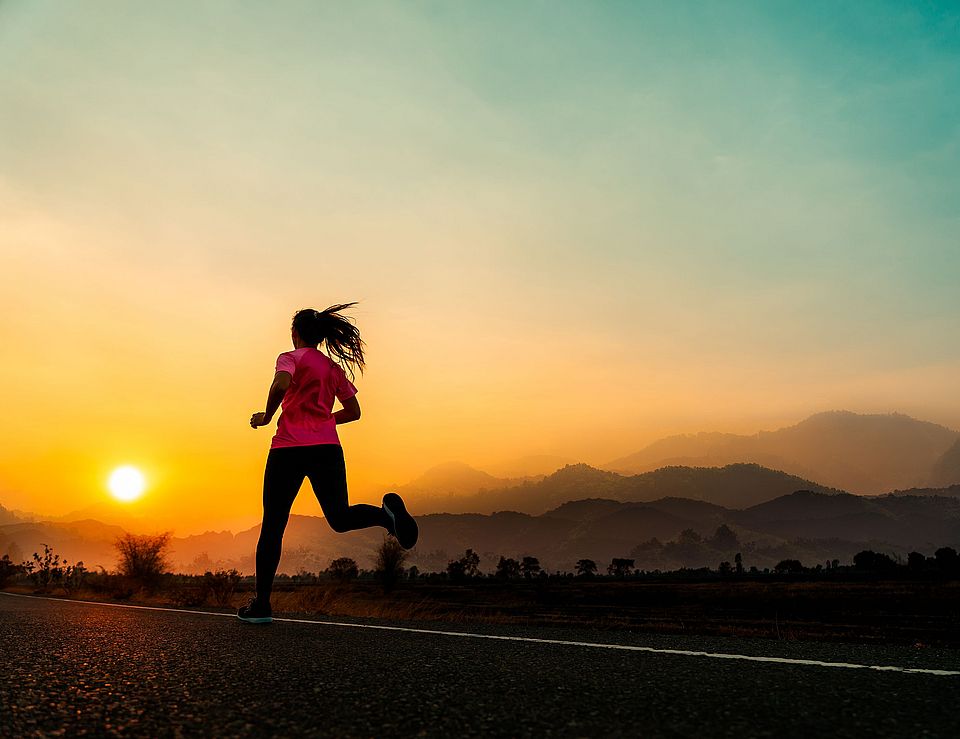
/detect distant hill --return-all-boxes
[43,503,158,534]
[403,461,507,495]
[605,411,959,494]
[884,484,960,498]
[929,439,960,488]
[395,462,537,512]
[483,455,576,478]
[735,491,960,551]
[415,462,840,514]
[0,504,32,527]
[0,519,128,571]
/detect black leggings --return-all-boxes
[255,443,389,601]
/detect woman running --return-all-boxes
[238,303,418,624]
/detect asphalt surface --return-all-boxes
[2,593,959,738]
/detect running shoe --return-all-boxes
[237,597,273,624]
[382,492,419,549]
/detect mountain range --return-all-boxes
[5,410,960,575]
[4,466,959,576]
[388,412,960,514]
[603,411,958,494]
[408,462,842,515]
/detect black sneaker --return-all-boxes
[382,492,419,549]
[237,597,273,624]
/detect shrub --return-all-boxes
[201,569,242,607]
[61,561,87,595]
[115,532,171,589]
[327,557,359,582]
[27,543,64,591]
[83,570,135,600]
[374,537,408,592]
[0,554,24,587]
[169,582,206,608]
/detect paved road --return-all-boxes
[2,593,958,738]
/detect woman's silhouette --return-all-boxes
[238,303,418,624]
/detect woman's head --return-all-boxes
[291,303,366,379]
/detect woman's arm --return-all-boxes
[334,395,361,425]
[250,371,292,428]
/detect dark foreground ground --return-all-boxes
[20,576,960,647]
[262,577,960,646]
[2,593,958,738]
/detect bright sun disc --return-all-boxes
[108,466,146,502]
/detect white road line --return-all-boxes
[3,591,958,676]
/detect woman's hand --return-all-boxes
[250,412,272,428]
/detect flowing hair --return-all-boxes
[291,303,366,379]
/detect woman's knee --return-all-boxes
[324,508,353,533]
[259,511,291,540]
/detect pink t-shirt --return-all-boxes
[270,347,358,449]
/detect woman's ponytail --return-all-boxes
[291,303,365,379]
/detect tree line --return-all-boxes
[2,534,959,595]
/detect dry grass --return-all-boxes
[6,577,959,646]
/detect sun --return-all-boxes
[108,465,146,502]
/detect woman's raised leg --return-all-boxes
[306,444,391,533]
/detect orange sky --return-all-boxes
[2,4,959,534]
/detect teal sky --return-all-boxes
[1,1,959,504]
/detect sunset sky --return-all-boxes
[1,2,958,534]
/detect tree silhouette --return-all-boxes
[678,529,702,544]
[710,524,740,551]
[607,558,635,578]
[520,556,541,580]
[734,552,743,575]
[327,557,359,582]
[907,551,927,570]
[115,532,171,588]
[774,559,803,574]
[447,549,481,581]
[575,559,598,578]
[718,561,733,575]
[934,547,959,574]
[496,556,520,579]
[853,550,897,572]
[374,537,407,593]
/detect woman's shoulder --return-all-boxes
[276,347,305,362]
[300,347,342,372]
[275,347,313,368]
